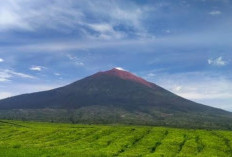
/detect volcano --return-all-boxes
[0,68,232,129]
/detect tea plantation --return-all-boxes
[1,120,232,157]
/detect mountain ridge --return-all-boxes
[0,68,231,129]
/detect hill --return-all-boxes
[0,68,232,129]
[1,120,232,157]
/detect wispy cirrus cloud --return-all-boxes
[0,69,34,82]
[0,0,151,40]
[54,73,61,76]
[0,0,82,32]
[209,10,221,15]
[87,23,125,40]
[67,54,84,66]
[0,4,32,31]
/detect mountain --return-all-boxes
[0,68,232,129]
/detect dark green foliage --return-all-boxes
[1,107,232,130]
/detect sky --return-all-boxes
[0,0,232,111]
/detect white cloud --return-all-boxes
[173,86,182,92]
[147,73,156,77]
[0,70,12,82]
[168,77,232,100]
[67,54,84,66]
[0,58,4,62]
[146,71,232,110]
[30,66,44,71]
[0,92,12,99]
[87,23,125,40]
[208,56,227,66]
[54,73,61,76]
[0,78,9,82]
[209,10,221,15]
[88,23,113,33]
[0,69,34,82]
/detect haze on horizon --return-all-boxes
[0,0,231,111]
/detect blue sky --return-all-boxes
[0,0,232,110]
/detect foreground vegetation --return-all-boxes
[1,120,232,157]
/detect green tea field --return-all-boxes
[1,120,232,157]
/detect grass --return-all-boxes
[1,120,232,157]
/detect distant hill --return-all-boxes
[0,68,232,129]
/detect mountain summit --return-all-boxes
[0,68,232,129]
[93,68,154,88]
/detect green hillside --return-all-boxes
[1,120,232,157]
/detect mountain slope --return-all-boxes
[0,68,231,129]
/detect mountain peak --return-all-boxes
[93,68,154,88]
[0,67,231,129]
